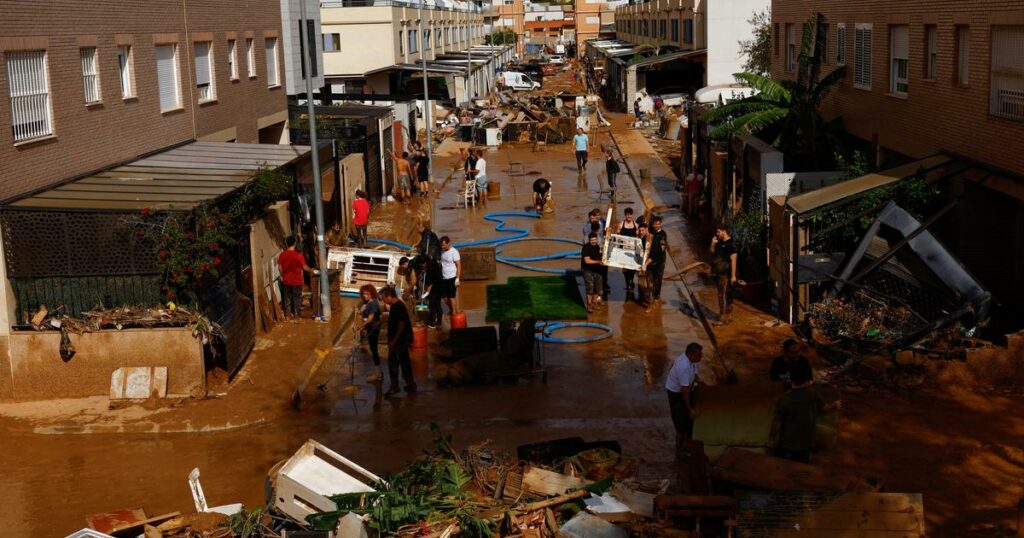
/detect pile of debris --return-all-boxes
[25,303,212,335]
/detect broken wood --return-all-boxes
[522,466,592,496]
[518,488,588,512]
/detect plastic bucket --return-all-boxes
[450,311,468,330]
[412,325,428,350]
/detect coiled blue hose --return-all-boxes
[367,212,585,274]
[536,321,614,343]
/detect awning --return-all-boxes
[628,48,707,68]
[787,155,953,214]
[5,141,312,211]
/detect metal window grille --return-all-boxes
[80,47,100,104]
[195,41,214,101]
[246,38,256,77]
[855,24,872,89]
[155,44,181,111]
[890,25,909,94]
[265,37,279,86]
[228,39,238,79]
[118,45,134,97]
[991,26,1024,120]
[6,50,52,142]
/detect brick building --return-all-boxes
[769,1,1024,329]
[0,0,290,202]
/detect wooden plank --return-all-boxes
[522,466,592,497]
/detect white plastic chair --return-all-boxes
[189,467,244,516]
[460,179,477,208]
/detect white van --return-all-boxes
[501,71,541,91]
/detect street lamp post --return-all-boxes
[419,17,436,228]
[298,0,330,321]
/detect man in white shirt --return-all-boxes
[439,236,462,318]
[472,152,488,204]
[665,342,703,442]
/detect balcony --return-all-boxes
[321,0,482,12]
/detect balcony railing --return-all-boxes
[322,0,482,13]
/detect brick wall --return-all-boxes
[0,0,288,201]
[769,0,1024,175]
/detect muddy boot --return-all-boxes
[586,297,594,313]
[366,367,383,383]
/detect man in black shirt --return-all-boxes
[413,148,430,197]
[416,221,441,260]
[645,216,669,312]
[710,225,738,323]
[604,149,620,194]
[772,368,842,463]
[380,286,416,396]
[533,177,552,214]
[770,339,813,384]
[581,232,604,313]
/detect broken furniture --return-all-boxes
[271,439,384,524]
[188,467,243,516]
[326,247,406,295]
[734,491,926,537]
[654,495,737,535]
[84,508,181,537]
[458,178,478,208]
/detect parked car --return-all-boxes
[500,71,541,91]
[547,54,566,65]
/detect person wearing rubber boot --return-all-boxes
[645,216,669,313]
[617,208,639,301]
[533,177,552,214]
[710,225,738,324]
[353,284,384,382]
[581,232,605,313]
[636,224,652,308]
[380,286,416,396]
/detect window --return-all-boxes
[773,23,780,56]
[408,29,418,53]
[669,19,678,42]
[821,24,829,63]
[324,33,341,52]
[854,23,872,89]
[299,20,318,78]
[5,50,52,142]
[836,23,845,65]
[683,19,693,44]
[246,38,256,78]
[227,39,238,79]
[80,47,100,104]
[265,36,279,87]
[155,44,182,111]
[660,19,666,39]
[955,25,969,86]
[436,28,442,47]
[424,29,431,50]
[194,41,214,101]
[990,25,1024,121]
[924,25,937,79]
[118,45,135,97]
[399,30,404,54]
[785,23,796,71]
[890,25,908,95]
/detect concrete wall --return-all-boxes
[0,0,288,201]
[706,0,766,85]
[249,201,291,336]
[3,328,204,400]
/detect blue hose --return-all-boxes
[536,321,613,343]
[452,211,539,248]
[367,238,413,251]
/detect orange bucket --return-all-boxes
[450,311,468,330]
[412,325,428,350]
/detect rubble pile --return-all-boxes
[26,303,214,335]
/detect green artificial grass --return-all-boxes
[486,275,588,322]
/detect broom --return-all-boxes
[668,261,738,384]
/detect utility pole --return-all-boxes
[419,16,436,228]
[298,0,330,321]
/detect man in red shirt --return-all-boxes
[278,236,318,321]
[352,189,370,247]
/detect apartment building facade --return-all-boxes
[575,0,626,49]
[491,0,527,53]
[770,2,1024,177]
[0,0,289,202]
[320,0,487,94]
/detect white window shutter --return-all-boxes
[80,47,100,104]
[891,25,908,59]
[6,50,53,141]
[990,26,1024,119]
[156,44,181,111]
[195,42,211,86]
[265,37,279,86]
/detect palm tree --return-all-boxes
[701,13,845,170]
